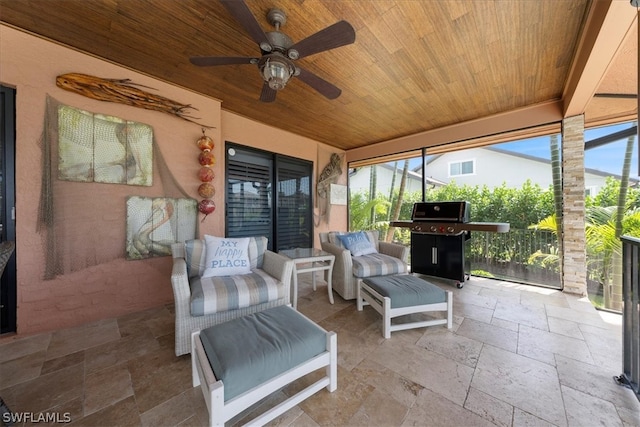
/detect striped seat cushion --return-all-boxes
[190,269,284,316]
[352,253,408,278]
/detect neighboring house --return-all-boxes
[425,146,637,196]
[348,162,445,196]
[350,146,636,198]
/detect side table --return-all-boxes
[279,248,335,309]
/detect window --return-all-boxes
[585,186,597,197]
[225,143,312,251]
[449,160,474,177]
[275,157,312,249]
[349,133,565,291]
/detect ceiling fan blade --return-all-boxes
[260,83,277,103]
[296,67,342,100]
[289,21,355,59]
[190,56,256,66]
[220,0,271,50]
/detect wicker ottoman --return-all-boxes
[191,305,337,426]
[357,274,452,338]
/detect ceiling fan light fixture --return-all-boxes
[261,57,294,90]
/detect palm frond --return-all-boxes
[528,214,557,233]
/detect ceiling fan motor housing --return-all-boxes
[264,9,300,60]
[263,31,294,54]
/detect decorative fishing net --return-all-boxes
[38,95,197,279]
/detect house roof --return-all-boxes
[368,161,447,186]
[426,145,640,183]
[0,0,636,153]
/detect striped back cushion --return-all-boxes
[185,236,268,278]
[185,239,207,278]
[327,232,344,248]
[248,236,268,270]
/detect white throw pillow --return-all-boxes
[201,235,251,277]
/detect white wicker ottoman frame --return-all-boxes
[191,307,337,426]
[357,274,452,339]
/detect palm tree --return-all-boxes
[369,165,378,226]
[528,214,560,269]
[615,132,635,237]
[385,159,409,242]
[387,161,398,220]
[585,206,619,286]
[549,134,563,274]
[530,204,640,300]
[607,131,636,309]
[586,204,640,310]
[349,192,390,231]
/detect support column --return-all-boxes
[561,115,587,295]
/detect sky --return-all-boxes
[497,121,639,177]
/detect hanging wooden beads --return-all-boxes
[196,130,216,220]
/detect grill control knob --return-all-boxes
[447,226,455,233]
[430,225,437,232]
[414,225,422,232]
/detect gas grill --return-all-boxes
[390,201,510,288]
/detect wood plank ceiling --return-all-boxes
[0,0,636,152]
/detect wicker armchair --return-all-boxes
[319,231,408,300]
[170,237,293,356]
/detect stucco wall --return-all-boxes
[0,25,346,336]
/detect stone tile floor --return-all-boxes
[1,274,639,426]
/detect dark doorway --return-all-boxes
[225,143,313,251]
[0,86,17,334]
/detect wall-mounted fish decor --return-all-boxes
[56,73,214,128]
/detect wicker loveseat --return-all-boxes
[319,230,409,300]
[170,236,294,356]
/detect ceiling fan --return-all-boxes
[190,0,356,102]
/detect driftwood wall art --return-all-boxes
[316,152,344,224]
[56,73,214,128]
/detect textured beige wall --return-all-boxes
[0,24,347,336]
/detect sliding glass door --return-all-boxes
[225,143,312,251]
[0,86,16,334]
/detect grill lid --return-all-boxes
[411,201,470,223]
